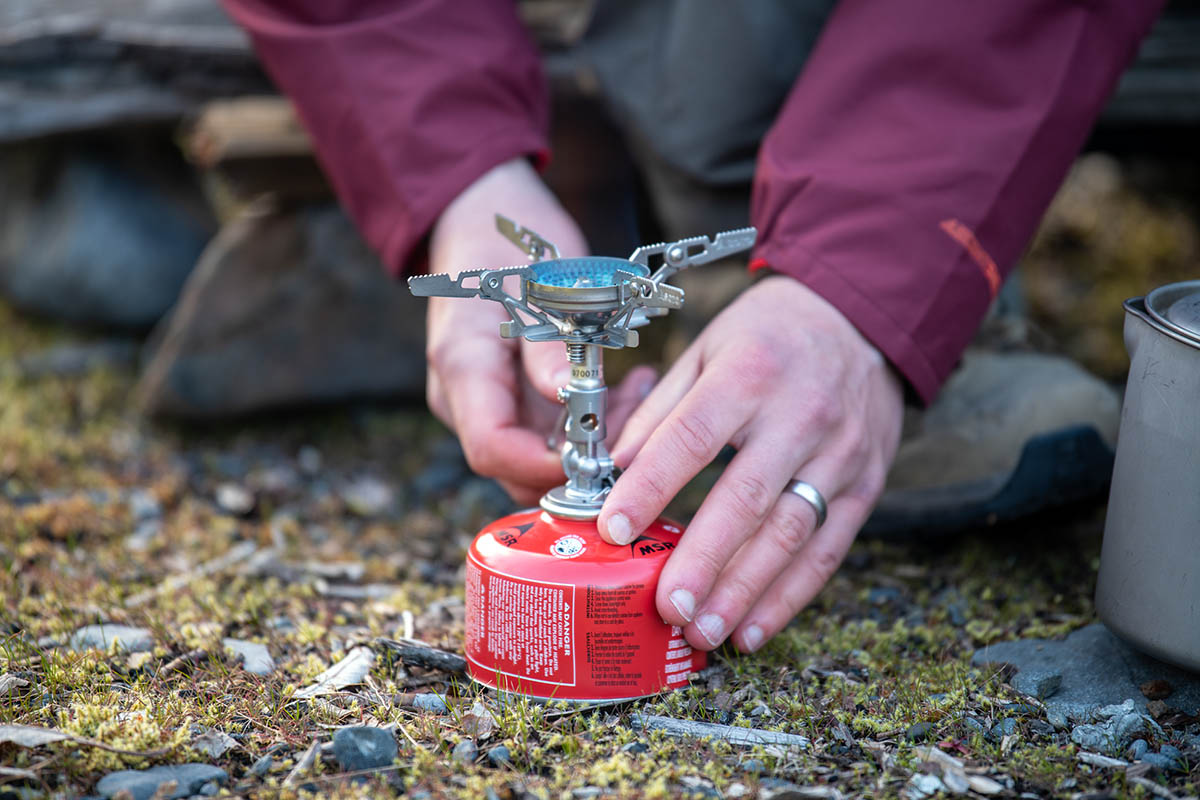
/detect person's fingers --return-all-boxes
[521,339,572,402]
[676,453,851,649]
[426,370,451,429]
[609,351,701,466]
[498,479,546,508]
[654,436,813,638]
[730,493,874,653]
[605,366,658,444]
[598,365,751,548]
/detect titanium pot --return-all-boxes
[1095,280,1200,671]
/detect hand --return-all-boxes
[597,275,904,652]
[425,158,655,505]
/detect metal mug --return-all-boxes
[1095,280,1200,671]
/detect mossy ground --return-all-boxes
[0,311,1197,797]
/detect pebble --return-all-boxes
[990,718,1018,740]
[1139,752,1182,772]
[127,489,162,521]
[1070,724,1113,753]
[1014,669,1063,700]
[412,693,449,714]
[297,446,322,477]
[198,781,219,796]
[215,483,255,516]
[868,586,903,605]
[125,518,161,551]
[1160,743,1183,761]
[331,726,397,773]
[340,476,394,517]
[740,759,764,775]
[96,764,227,800]
[1002,703,1040,715]
[963,716,988,736]
[1128,739,1149,760]
[905,773,945,799]
[621,741,649,755]
[1140,679,1173,700]
[905,722,935,742]
[249,755,273,777]
[452,739,478,764]
[1029,720,1056,737]
[69,624,153,654]
[487,745,512,767]
[222,639,275,676]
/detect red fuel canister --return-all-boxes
[464,509,706,702]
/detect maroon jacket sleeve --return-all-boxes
[750,0,1164,404]
[220,0,549,275]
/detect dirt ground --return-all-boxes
[0,286,1197,800]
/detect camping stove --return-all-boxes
[409,215,755,701]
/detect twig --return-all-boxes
[283,738,321,787]
[1128,775,1178,800]
[159,648,209,677]
[375,637,466,674]
[629,714,809,748]
[1077,751,1128,769]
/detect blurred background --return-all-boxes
[0,0,1198,508]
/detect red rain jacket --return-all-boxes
[222,0,1163,403]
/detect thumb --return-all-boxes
[522,339,571,402]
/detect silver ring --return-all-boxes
[784,479,827,529]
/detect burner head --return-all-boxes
[526,258,649,319]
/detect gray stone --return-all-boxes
[1029,720,1056,737]
[13,341,139,379]
[1128,739,1149,760]
[971,624,1200,725]
[331,726,397,773]
[905,773,945,800]
[1159,744,1183,762]
[1139,752,1182,772]
[96,763,227,800]
[222,639,274,676]
[621,741,649,755]
[127,489,162,522]
[215,484,255,516]
[989,718,1018,740]
[452,739,478,764]
[198,781,219,796]
[739,759,763,775]
[136,201,426,419]
[248,755,272,777]
[0,143,213,329]
[69,624,153,653]
[1071,724,1114,753]
[411,693,449,714]
[905,722,935,742]
[486,745,512,767]
[1014,669,1062,700]
[962,716,987,736]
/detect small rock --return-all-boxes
[249,755,273,777]
[868,586,902,605]
[340,476,394,517]
[1071,724,1112,753]
[96,764,227,800]
[1029,720,1056,737]
[297,446,322,476]
[412,693,449,714]
[215,483,255,516]
[69,624,153,654]
[942,770,971,794]
[1146,699,1170,719]
[1014,669,1063,700]
[1159,743,1183,761]
[125,518,162,551]
[749,702,771,718]
[963,716,988,736]
[905,722,935,742]
[1112,712,1145,744]
[905,773,945,800]
[1139,752,1182,772]
[487,745,512,767]
[740,759,764,775]
[990,718,1018,740]
[1128,739,1149,760]
[452,739,478,765]
[127,489,162,521]
[191,726,238,758]
[198,781,219,796]
[331,726,397,773]
[1002,703,1040,715]
[621,741,649,754]
[222,639,275,676]
[727,783,749,798]
[1094,699,1137,720]
[1140,679,1173,701]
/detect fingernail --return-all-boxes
[696,613,726,647]
[669,589,696,622]
[743,624,764,653]
[606,513,634,545]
